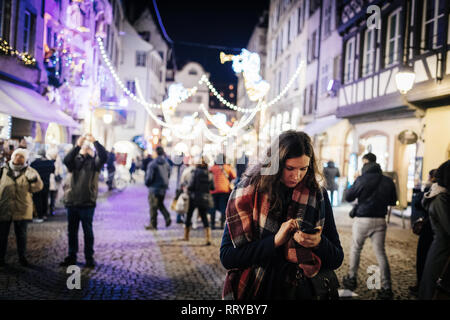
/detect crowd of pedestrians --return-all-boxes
[0,130,448,301]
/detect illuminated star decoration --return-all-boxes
[220,49,270,102]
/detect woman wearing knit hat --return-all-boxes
[0,148,43,267]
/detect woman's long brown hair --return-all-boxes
[245,130,323,211]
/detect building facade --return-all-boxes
[0,0,80,149]
[263,0,322,147]
[236,10,268,160]
[114,7,168,157]
[336,0,450,206]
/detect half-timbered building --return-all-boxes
[336,0,450,207]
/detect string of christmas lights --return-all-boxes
[97,37,198,110]
[0,38,37,67]
[198,60,305,113]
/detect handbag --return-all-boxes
[284,266,340,300]
[349,204,358,218]
[412,217,425,235]
[175,193,189,214]
[195,192,214,209]
[309,269,340,300]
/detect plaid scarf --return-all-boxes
[223,177,325,300]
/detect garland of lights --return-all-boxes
[0,38,37,67]
[96,36,303,143]
[97,37,198,110]
[133,74,260,141]
[199,61,305,113]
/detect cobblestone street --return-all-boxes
[0,176,419,300]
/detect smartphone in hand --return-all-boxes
[296,218,320,234]
[300,227,321,234]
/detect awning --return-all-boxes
[302,115,342,136]
[0,79,79,128]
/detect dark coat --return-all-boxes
[188,167,215,208]
[345,162,397,218]
[323,162,340,191]
[63,141,108,208]
[30,157,55,188]
[419,186,450,299]
[145,156,171,195]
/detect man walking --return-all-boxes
[59,134,107,268]
[145,146,172,230]
[342,152,397,300]
[30,147,55,222]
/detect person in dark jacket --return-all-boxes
[106,148,116,191]
[419,160,450,300]
[323,160,340,206]
[145,146,172,230]
[59,134,107,268]
[220,131,343,300]
[342,152,397,300]
[30,147,55,221]
[409,169,436,297]
[182,157,215,245]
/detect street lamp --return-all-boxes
[395,65,416,94]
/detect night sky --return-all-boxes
[125,0,270,85]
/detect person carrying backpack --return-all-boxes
[182,156,215,245]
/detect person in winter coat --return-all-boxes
[145,146,172,230]
[220,131,343,300]
[30,147,55,221]
[210,154,236,230]
[182,157,215,245]
[342,152,397,300]
[323,160,340,206]
[59,134,107,268]
[419,160,450,300]
[0,148,43,267]
[408,169,436,297]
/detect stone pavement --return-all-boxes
[0,175,419,300]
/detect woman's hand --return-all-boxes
[274,219,297,248]
[293,227,322,248]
